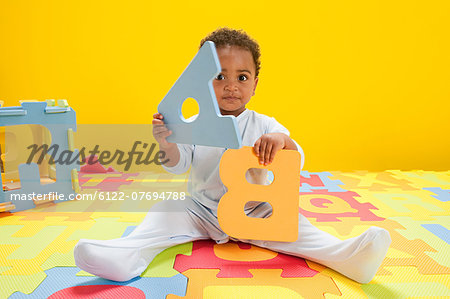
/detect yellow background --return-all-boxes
[1,0,449,171]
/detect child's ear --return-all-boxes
[252,77,259,96]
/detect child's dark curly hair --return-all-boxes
[200,27,261,77]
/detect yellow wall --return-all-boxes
[1,0,449,171]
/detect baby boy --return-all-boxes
[74,28,391,284]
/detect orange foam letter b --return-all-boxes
[218,146,300,242]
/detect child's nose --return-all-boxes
[224,80,238,91]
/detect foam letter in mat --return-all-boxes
[218,146,300,242]
[158,41,242,149]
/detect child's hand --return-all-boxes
[152,113,174,149]
[253,133,287,166]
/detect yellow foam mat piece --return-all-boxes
[0,271,46,299]
[306,261,367,299]
[387,170,450,188]
[167,269,341,299]
[204,285,304,298]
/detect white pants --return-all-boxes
[74,198,391,284]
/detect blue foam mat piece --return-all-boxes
[424,187,450,202]
[8,267,187,299]
[421,224,450,244]
[300,171,347,192]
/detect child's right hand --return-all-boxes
[152,113,174,149]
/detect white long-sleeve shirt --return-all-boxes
[163,109,304,213]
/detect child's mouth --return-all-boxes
[223,97,240,101]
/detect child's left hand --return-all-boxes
[253,133,287,166]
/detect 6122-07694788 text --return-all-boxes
[93,191,186,201]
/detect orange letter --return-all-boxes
[218,146,300,242]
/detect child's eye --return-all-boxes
[238,75,248,81]
[215,74,225,80]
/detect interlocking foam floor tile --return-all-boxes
[390,216,450,268]
[308,217,384,237]
[167,269,341,299]
[67,217,143,242]
[0,213,143,294]
[381,220,450,276]
[41,251,76,270]
[362,282,450,298]
[174,240,318,278]
[387,170,450,188]
[1,170,449,298]
[361,266,450,298]
[141,243,193,278]
[423,187,450,202]
[308,218,450,277]
[78,172,139,191]
[330,171,419,191]
[1,225,67,260]
[0,271,46,299]
[317,264,450,298]
[0,215,93,276]
[13,212,94,222]
[89,212,146,223]
[306,260,368,299]
[24,198,97,213]
[79,171,183,211]
[354,189,449,221]
[78,173,125,187]
[8,267,188,299]
[122,172,189,191]
[300,171,347,192]
[121,225,137,237]
[116,172,188,197]
[422,223,450,244]
[299,190,384,222]
[203,285,303,299]
[116,172,189,212]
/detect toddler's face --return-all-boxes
[213,45,258,117]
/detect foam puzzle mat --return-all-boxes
[1,170,449,298]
